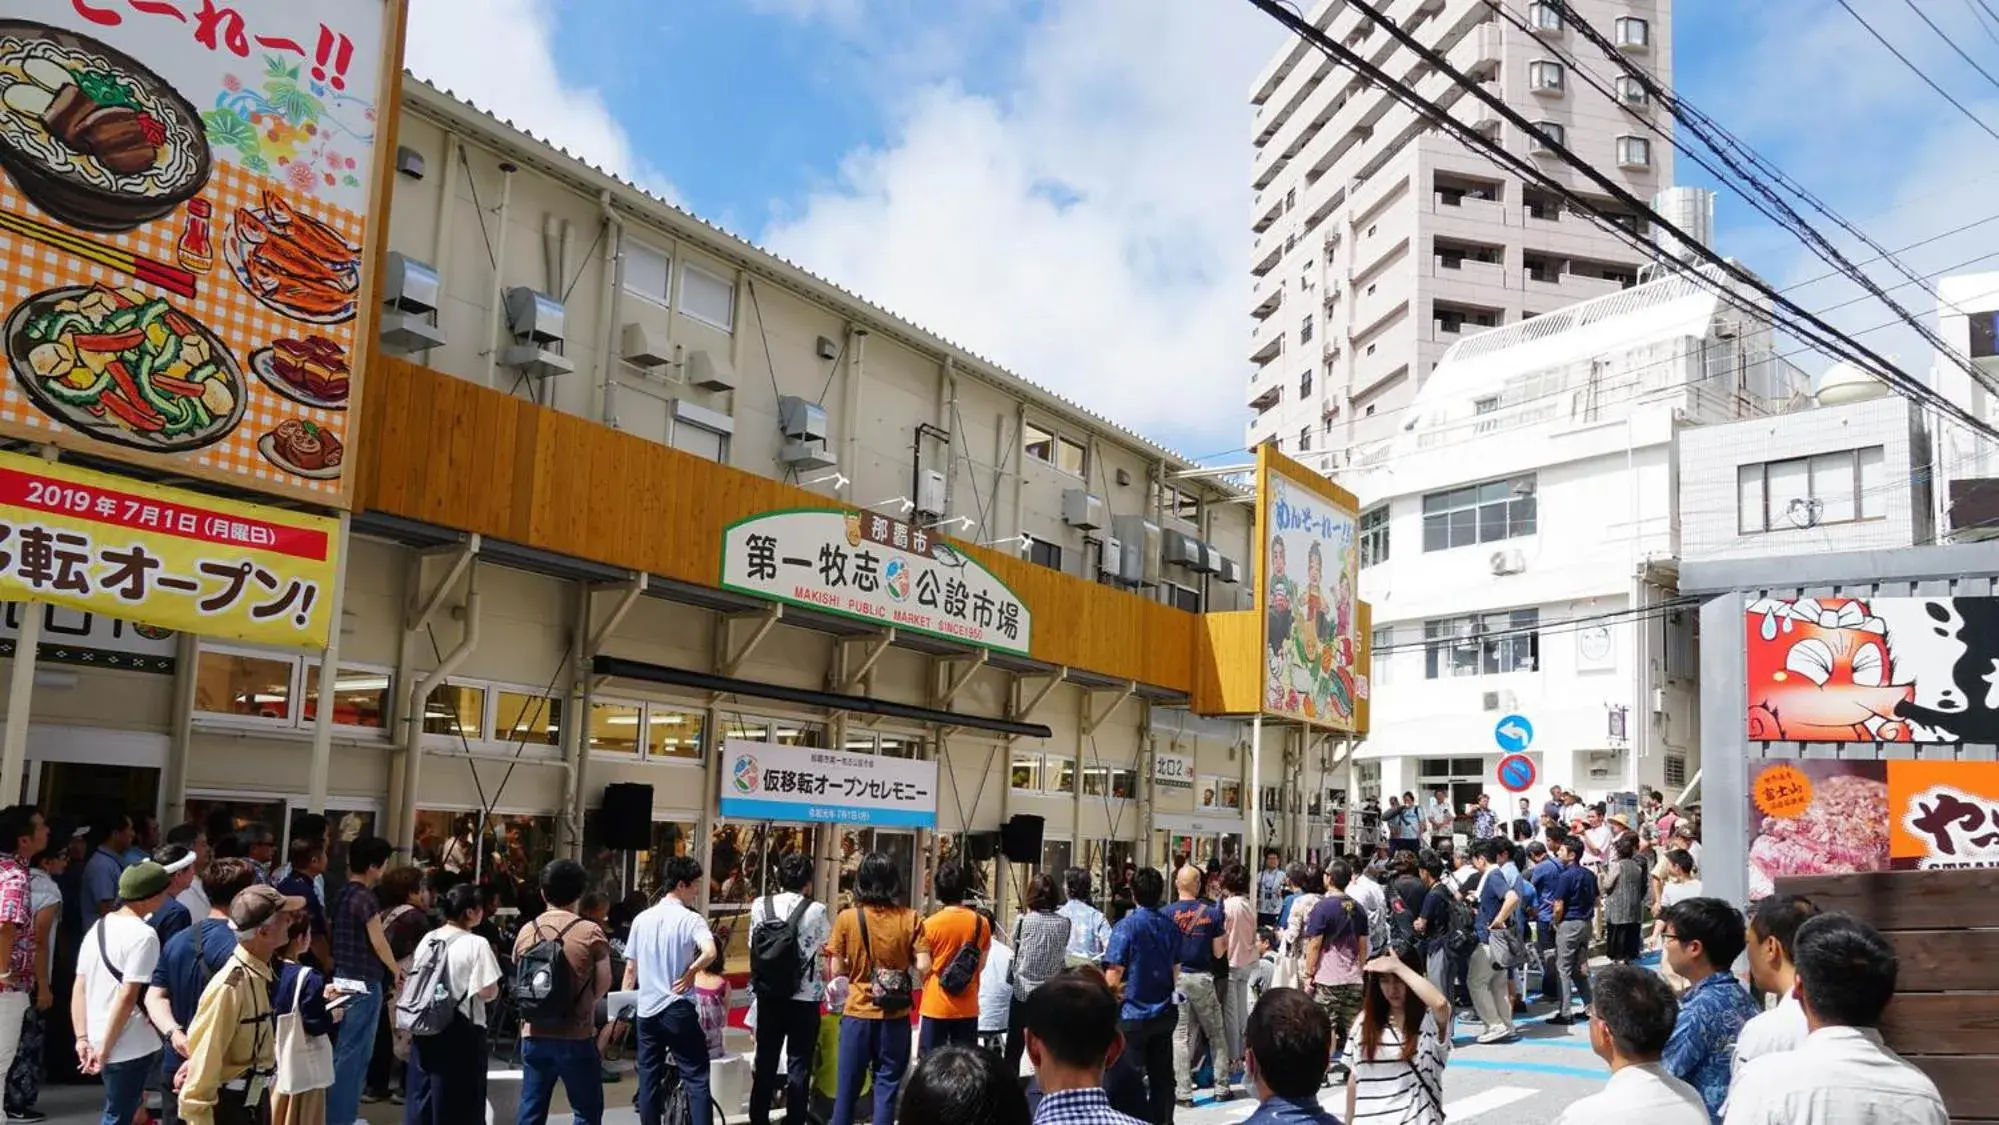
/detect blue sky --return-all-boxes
[405,0,1999,463]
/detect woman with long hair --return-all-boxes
[1601,834,1647,965]
[1002,872,1070,1076]
[1346,945,1453,1125]
[1276,865,1324,989]
[827,852,921,1125]
[403,884,503,1125]
[1218,861,1258,1087]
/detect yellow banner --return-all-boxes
[0,451,337,649]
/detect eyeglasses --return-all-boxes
[1660,932,1682,944]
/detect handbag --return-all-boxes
[854,907,912,1017]
[275,966,335,1095]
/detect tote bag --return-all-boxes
[275,967,335,1095]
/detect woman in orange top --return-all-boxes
[826,853,919,1125]
[915,859,991,1050]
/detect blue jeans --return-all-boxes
[635,1003,710,1125]
[328,980,383,1125]
[831,1015,910,1125]
[100,1054,155,1125]
[519,1037,604,1125]
[918,1017,978,1052]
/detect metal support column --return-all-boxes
[1248,714,1264,861]
[305,512,352,813]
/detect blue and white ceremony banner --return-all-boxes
[719,738,938,828]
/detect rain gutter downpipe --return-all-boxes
[592,190,625,426]
[397,562,482,859]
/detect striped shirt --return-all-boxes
[1347,1010,1450,1124]
[1011,909,1072,1001]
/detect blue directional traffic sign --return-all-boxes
[1494,714,1534,753]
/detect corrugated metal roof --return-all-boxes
[398,75,1248,498]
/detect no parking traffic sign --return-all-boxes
[1497,753,1538,793]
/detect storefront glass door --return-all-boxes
[40,762,158,840]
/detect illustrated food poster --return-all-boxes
[1746,758,1999,900]
[1744,596,1999,743]
[0,1,400,504]
[1256,444,1366,729]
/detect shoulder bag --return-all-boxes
[276,967,335,1094]
[854,907,912,1017]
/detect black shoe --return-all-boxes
[1545,1014,1575,1026]
[9,1109,46,1123]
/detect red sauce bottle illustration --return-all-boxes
[177,198,213,273]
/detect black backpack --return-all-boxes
[511,917,587,1025]
[1445,884,1481,957]
[749,893,813,1001]
[935,910,985,997]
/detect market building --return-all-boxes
[0,56,1374,972]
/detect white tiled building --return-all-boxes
[1246,0,1674,468]
[1351,265,1803,815]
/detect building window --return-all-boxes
[1024,423,1088,476]
[495,690,562,746]
[1166,583,1201,612]
[1082,764,1139,800]
[1359,504,1390,568]
[1057,435,1087,476]
[1028,537,1063,571]
[645,706,704,760]
[422,683,486,739]
[622,241,672,307]
[1424,609,1540,678]
[1528,1,1562,30]
[1422,474,1537,551]
[1300,370,1314,396]
[1529,61,1565,93]
[194,647,393,733]
[1614,16,1650,48]
[1285,187,1296,210]
[1530,121,1565,152]
[1615,75,1649,106]
[1299,426,1312,452]
[1371,625,1394,685]
[303,664,390,729]
[1301,315,1315,344]
[1617,136,1651,168]
[669,416,729,463]
[678,263,736,331]
[1737,446,1886,532]
[1024,422,1054,464]
[588,702,642,756]
[194,650,294,722]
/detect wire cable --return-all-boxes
[1837,0,1999,144]
[1903,0,1999,98]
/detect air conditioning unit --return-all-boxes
[1652,687,1668,715]
[1190,542,1221,575]
[1585,750,1619,780]
[1111,515,1161,587]
[1061,489,1106,530]
[1489,548,1527,575]
[1481,690,1518,712]
[500,287,574,379]
[779,439,836,471]
[1162,529,1202,569]
[377,252,446,355]
[685,348,736,391]
[777,396,828,441]
[916,470,948,521]
[1217,556,1242,585]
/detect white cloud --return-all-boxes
[759,1,1280,458]
[402,0,672,200]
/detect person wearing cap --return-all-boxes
[147,859,260,1125]
[177,885,303,1125]
[149,845,201,948]
[74,860,168,1125]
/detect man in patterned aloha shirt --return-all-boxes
[1471,794,1499,840]
[0,805,47,1111]
[1658,897,1760,1123]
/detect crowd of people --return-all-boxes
[0,782,1958,1125]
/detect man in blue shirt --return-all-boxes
[1240,988,1341,1124]
[1547,836,1599,1024]
[144,845,198,947]
[1104,866,1179,1124]
[83,815,134,917]
[1658,897,1759,1124]
[141,857,256,1125]
[1467,840,1519,1044]
[1524,841,1562,988]
[1059,867,1113,963]
[626,855,717,1125]
[1161,866,1229,1106]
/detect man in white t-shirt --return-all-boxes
[74,861,167,1125]
[745,852,830,1125]
[1733,895,1819,1075]
[1556,964,1706,1124]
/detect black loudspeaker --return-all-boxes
[1000,814,1045,862]
[599,783,654,851]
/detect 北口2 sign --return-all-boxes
[0,448,337,647]
[719,738,938,828]
[721,508,1031,655]
[0,1,405,505]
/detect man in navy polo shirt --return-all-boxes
[1548,835,1599,1025]
[1104,867,1180,1125]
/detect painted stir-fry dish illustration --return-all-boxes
[0,4,385,498]
[5,282,243,451]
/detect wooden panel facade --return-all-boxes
[1773,869,1999,1123]
[357,358,1199,690]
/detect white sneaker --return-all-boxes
[1476,1026,1514,1044]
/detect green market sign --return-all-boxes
[721,508,1032,655]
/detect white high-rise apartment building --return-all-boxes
[1246,0,1674,468]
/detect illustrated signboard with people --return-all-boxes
[1255,444,1367,729]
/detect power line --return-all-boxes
[1966,0,1999,46]
[1242,0,1999,448]
[1837,0,1999,144]
[1903,0,1999,98]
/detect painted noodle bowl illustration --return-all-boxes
[4,283,244,452]
[0,21,210,231]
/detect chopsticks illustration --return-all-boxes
[0,210,197,299]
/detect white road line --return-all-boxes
[1444,1085,1539,1122]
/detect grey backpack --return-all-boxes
[394,931,465,1036]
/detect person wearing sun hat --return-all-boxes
[74,861,168,1125]
[177,885,304,1125]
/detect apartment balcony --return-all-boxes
[1524,270,1625,301]
[1247,375,1281,412]
[1252,284,1284,319]
[1432,256,1507,286]
[1252,237,1282,277]
[1445,22,1502,76]
[1249,318,1285,364]
[1252,192,1283,234]
[1253,149,1290,190]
